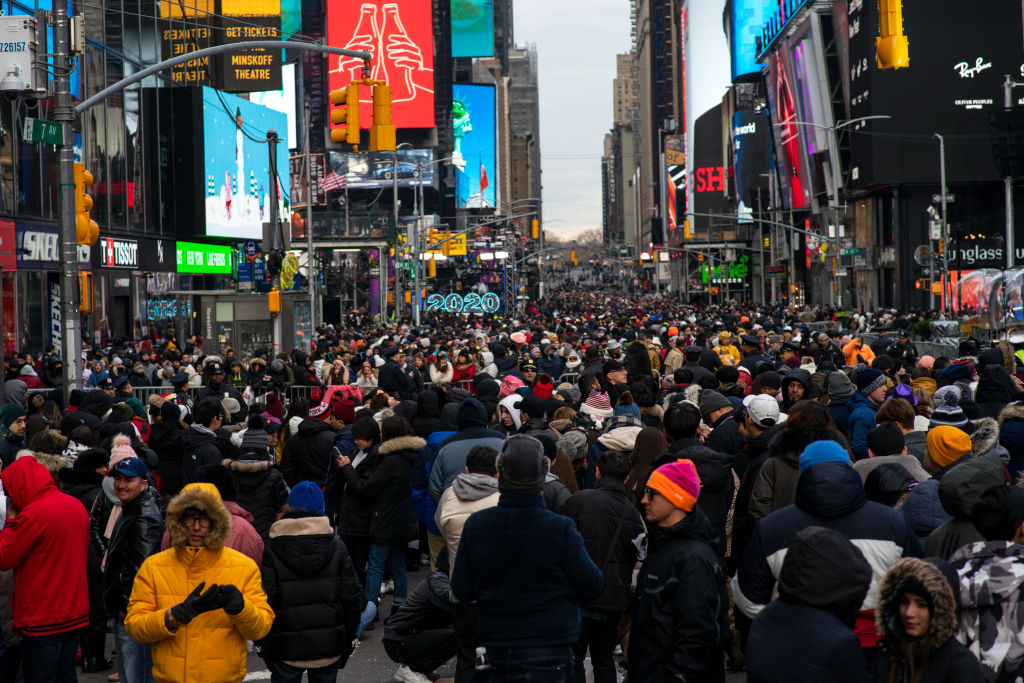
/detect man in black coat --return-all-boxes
[378,343,411,398]
[181,399,229,485]
[630,459,729,682]
[560,451,644,683]
[280,400,342,488]
[700,389,745,473]
[195,362,246,416]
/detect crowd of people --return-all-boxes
[0,291,1019,682]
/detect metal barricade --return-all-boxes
[132,386,167,404]
[25,388,59,402]
[456,379,476,394]
[558,372,580,386]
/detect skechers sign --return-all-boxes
[101,237,138,268]
[17,225,90,268]
[175,241,233,274]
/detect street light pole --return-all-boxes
[935,133,950,311]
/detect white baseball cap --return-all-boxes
[743,394,786,428]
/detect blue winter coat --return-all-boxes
[846,392,880,460]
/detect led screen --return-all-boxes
[452,84,496,209]
[451,0,493,57]
[202,87,289,239]
[730,0,771,81]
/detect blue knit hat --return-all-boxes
[798,440,850,475]
[287,481,325,515]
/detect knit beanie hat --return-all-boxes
[917,355,935,371]
[940,360,975,383]
[108,433,138,469]
[496,434,549,493]
[557,430,589,464]
[614,391,642,419]
[332,398,357,424]
[929,386,968,428]
[160,401,183,424]
[109,403,134,423]
[264,393,285,420]
[856,368,886,396]
[926,425,972,469]
[828,371,856,403]
[287,480,325,515]
[125,397,146,420]
[0,404,25,432]
[646,459,701,512]
[698,389,733,419]
[533,375,554,400]
[798,440,850,475]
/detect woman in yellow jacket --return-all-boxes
[126,483,275,683]
[714,331,742,366]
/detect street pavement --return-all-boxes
[78,561,746,682]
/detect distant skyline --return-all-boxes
[512,0,631,240]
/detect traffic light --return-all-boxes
[74,163,99,245]
[369,84,396,152]
[570,250,577,266]
[697,253,704,262]
[268,288,281,315]
[79,270,92,314]
[427,258,436,278]
[876,0,909,69]
[329,83,360,147]
[531,219,539,239]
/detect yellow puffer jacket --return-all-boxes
[715,343,741,366]
[125,483,274,683]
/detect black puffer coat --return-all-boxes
[280,418,336,488]
[91,486,164,615]
[559,478,645,613]
[181,424,227,485]
[337,444,378,537]
[259,512,365,664]
[410,391,444,439]
[339,435,422,544]
[223,457,290,540]
[148,420,185,496]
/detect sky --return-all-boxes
[513,0,632,241]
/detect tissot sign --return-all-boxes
[101,237,138,268]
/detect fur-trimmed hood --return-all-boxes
[640,404,664,421]
[377,435,426,456]
[165,482,233,550]
[998,401,1024,427]
[970,417,1005,461]
[877,557,957,647]
[222,457,271,473]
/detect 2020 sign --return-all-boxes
[424,292,501,313]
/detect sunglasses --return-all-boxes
[644,486,660,500]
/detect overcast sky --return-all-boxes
[512,0,632,240]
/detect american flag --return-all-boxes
[319,167,346,191]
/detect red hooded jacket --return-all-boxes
[0,457,90,635]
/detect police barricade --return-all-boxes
[558,373,580,386]
[132,386,167,404]
[25,387,60,403]
[455,379,476,394]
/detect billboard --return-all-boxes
[176,241,234,274]
[730,0,771,81]
[202,87,289,239]
[452,84,496,209]
[451,0,494,57]
[326,0,435,129]
[847,0,1024,186]
[327,148,435,189]
[733,109,772,209]
[764,51,811,209]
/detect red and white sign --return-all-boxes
[327,0,435,130]
[101,236,139,269]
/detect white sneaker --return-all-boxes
[393,665,432,683]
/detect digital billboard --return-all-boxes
[733,110,772,209]
[452,84,496,209]
[217,0,282,92]
[764,51,811,210]
[451,0,494,57]
[847,0,1024,187]
[176,241,234,274]
[326,0,435,129]
[730,0,771,81]
[202,87,289,239]
[327,148,435,189]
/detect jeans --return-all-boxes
[265,658,340,683]
[355,600,378,638]
[365,542,408,603]
[21,630,79,683]
[383,629,457,674]
[474,645,574,683]
[115,616,154,683]
[571,616,619,683]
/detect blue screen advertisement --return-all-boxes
[202,87,289,239]
[451,0,493,57]
[730,0,771,81]
[452,84,496,209]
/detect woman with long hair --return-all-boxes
[623,426,668,510]
[876,557,982,682]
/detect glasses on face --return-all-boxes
[644,486,660,501]
[182,513,212,528]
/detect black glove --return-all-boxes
[169,582,221,625]
[214,584,245,615]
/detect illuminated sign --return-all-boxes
[202,87,288,239]
[730,0,771,80]
[693,166,725,193]
[101,237,139,269]
[160,0,216,86]
[451,0,493,57]
[327,0,435,129]
[452,84,496,208]
[176,241,234,274]
[423,292,500,313]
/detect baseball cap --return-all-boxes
[107,455,149,479]
[743,394,784,428]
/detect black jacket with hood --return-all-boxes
[259,511,365,665]
[280,417,336,488]
[340,435,423,544]
[925,455,1007,560]
[223,456,290,540]
[181,423,228,485]
[629,506,728,683]
[410,391,444,440]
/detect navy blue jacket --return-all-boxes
[846,392,880,460]
[451,490,603,647]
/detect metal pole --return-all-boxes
[304,101,316,342]
[929,230,936,310]
[414,171,422,327]
[54,6,82,395]
[538,209,544,299]
[393,149,400,321]
[1007,75,1015,271]
[829,126,840,307]
[936,133,950,311]
[267,129,280,250]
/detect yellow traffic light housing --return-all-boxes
[268,288,281,315]
[330,83,361,148]
[369,84,396,152]
[531,219,539,239]
[79,270,93,314]
[74,163,99,246]
[876,0,909,69]
[570,250,577,266]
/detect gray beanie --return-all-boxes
[557,430,589,464]
[496,434,549,493]
[827,371,855,403]
[699,389,733,419]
